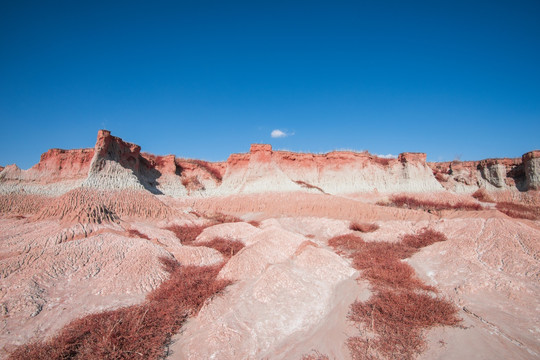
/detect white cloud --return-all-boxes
[271,129,293,138]
[375,153,397,159]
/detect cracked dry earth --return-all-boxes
[1,192,539,359]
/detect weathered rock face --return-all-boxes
[82,130,148,191]
[0,130,538,196]
[398,152,427,163]
[0,148,95,195]
[35,148,95,178]
[428,155,537,192]
[218,145,443,195]
[523,151,540,190]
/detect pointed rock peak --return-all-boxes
[91,130,141,172]
[94,130,141,159]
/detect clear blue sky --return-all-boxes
[1,0,539,168]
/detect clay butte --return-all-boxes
[1,129,538,197]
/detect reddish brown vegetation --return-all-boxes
[328,234,365,251]
[165,224,244,258]
[9,258,231,360]
[196,237,245,259]
[301,350,330,360]
[496,202,540,220]
[385,195,483,212]
[348,291,460,360]
[188,209,245,224]
[207,212,243,224]
[401,228,448,248]
[355,256,432,292]
[329,228,459,360]
[165,214,248,245]
[350,222,379,233]
[126,229,151,240]
[165,224,207,245]
[471,188,494,203]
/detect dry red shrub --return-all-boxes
[401,227,448,248]
[361,260,432,292]
[165,215,246,246]
[350,222,379,233]
[9,258,231,360]
[301,350,330,360]
[496,202,540,220]
[328,234,365,251]
[147,260,231,316]
[126,229,151,240]
[165,224,207,245]
[471,188,494,203]
[387,195,483,212]
[351,241,416,265]
[196,237,245,259]
[332,227,459,360]
[348,290,460,360]
[208,212,243,224]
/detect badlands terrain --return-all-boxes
[0,130,539,359]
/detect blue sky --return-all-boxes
[1,0,539,168]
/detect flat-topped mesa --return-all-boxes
[398,152,427,164]
[523,150,540,190]
[2,129,539,196]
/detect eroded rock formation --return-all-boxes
[0,129,538,198]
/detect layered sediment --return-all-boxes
[0,130,538,197]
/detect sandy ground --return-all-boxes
[1,191,539,359]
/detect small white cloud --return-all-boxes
[271,129,293,138]
[375,153,397,159]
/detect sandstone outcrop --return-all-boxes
[523,150,540,190]
[0,148,94,195]
[219,144,444,195]
[428,155,537,192]
[1,130,538,198]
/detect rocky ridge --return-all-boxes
[1,130,537,197]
